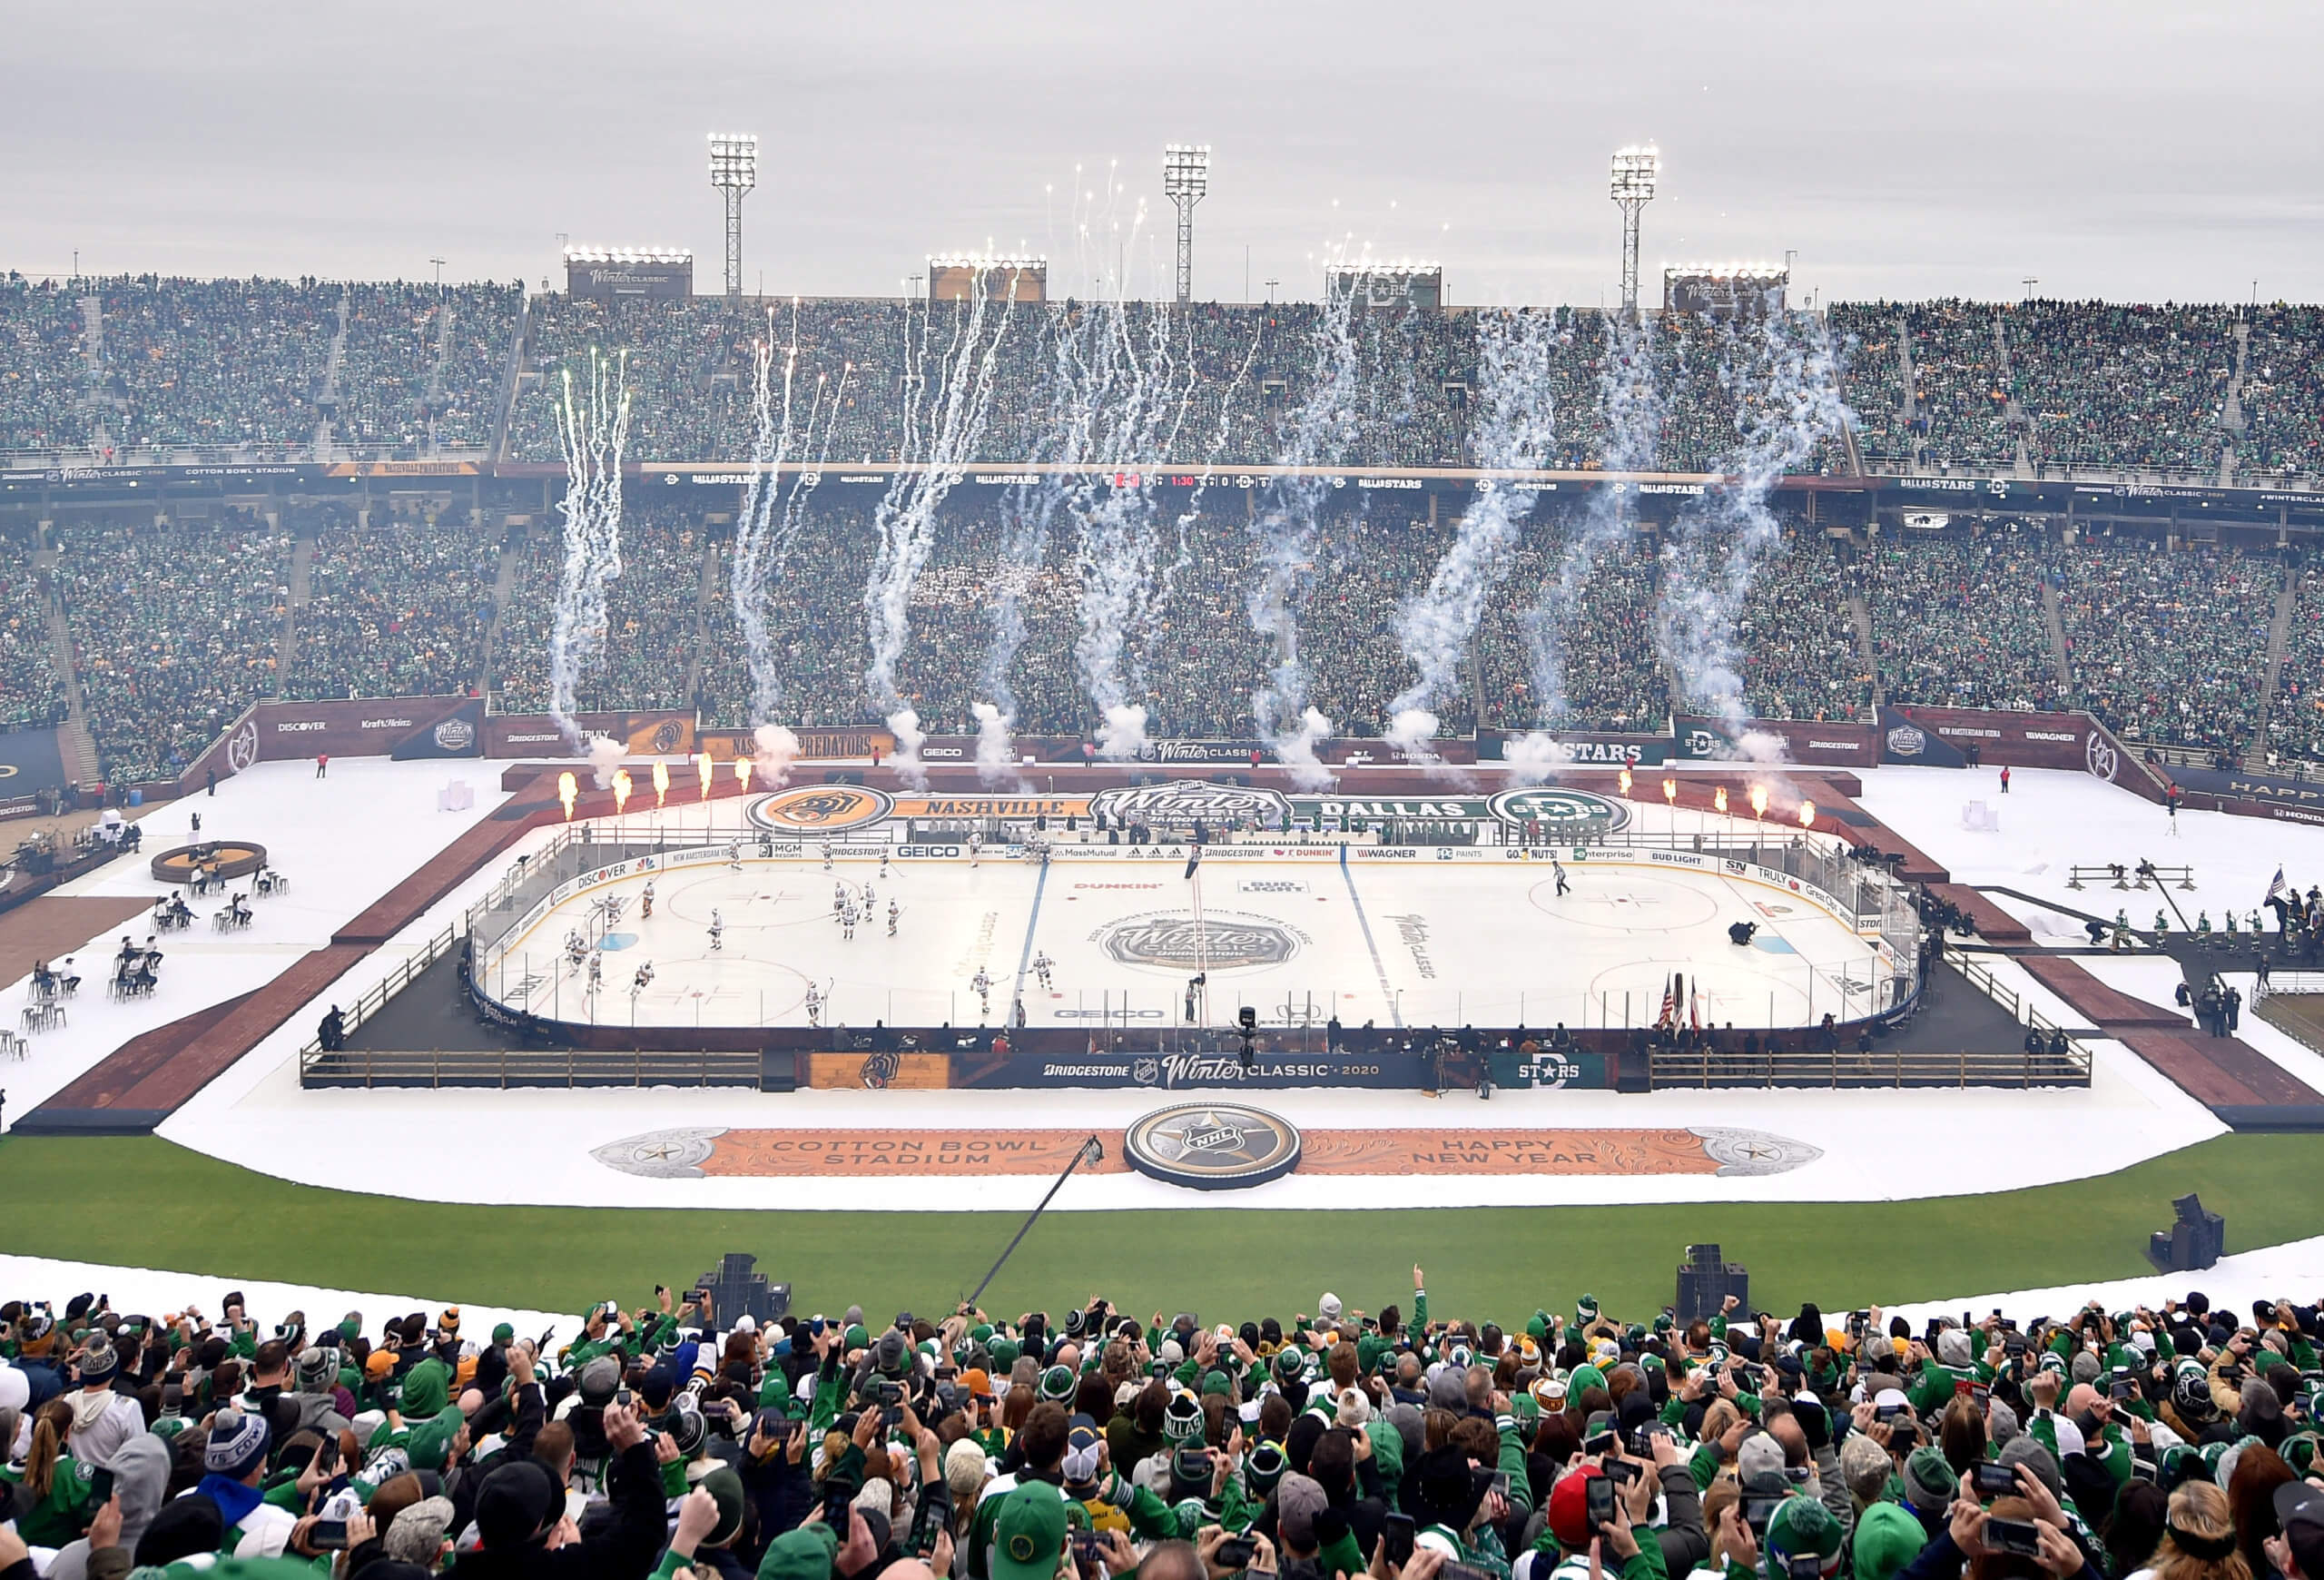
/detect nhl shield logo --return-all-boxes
[1132,1058,1160,1085]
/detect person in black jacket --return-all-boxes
[448,1400,663,1578]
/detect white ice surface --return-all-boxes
[486,851,1896,1032]
[3,758,513,1111]
[104,764,2294,1214]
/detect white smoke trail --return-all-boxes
[1387,307,1563,765]
[971,701,1023,788]
[1653,312,1853,759]
[1506,311,1664,771]
[731,305,803,727]
[1246,267,1366,787]
[863,273,1019,787]
[548,348,631,749]
[586,733,626,790]
[753,723,801,787]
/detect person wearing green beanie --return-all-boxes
[1852,1502,1928,1580]
[1762,1496,1843,1580]
[755,1516,841,1580]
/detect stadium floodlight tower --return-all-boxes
[707,133,758,297]
[1610,143,1659,320]
[1163,143,1210,305]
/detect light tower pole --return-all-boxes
[1609,143,1659,320]
[708,133,758,297]
[1162,143,1209,306]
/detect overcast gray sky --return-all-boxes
[7,0,2320,305]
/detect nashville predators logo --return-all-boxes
[746,785,896,833]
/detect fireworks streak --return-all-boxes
[1387,307,1564,765]
[549,348,632,753]
[864,273,1020,787]
[1653,312,1853,760]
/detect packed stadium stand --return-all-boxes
[3,275,2324,787]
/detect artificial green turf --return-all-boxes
[3,1132,2318,1323]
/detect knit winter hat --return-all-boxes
[702,1465,748,1546]
[205,1407,271,1480]
[77,1338,122,1386]
[1902,1447,1956,1513]
[1039,1364,1077,1403]
[1763,1496,1844,1579]
[473,1457,556,1549]
[295,1347,336,1390]
[1245,1439,1288,1497]
[491,1323,515,1345]
[1935,1330,1973,1369]
[1997,1437,2063,1503]
[1852,1504,1928,1580]
[2070,1352,2102,1387]
[1164,1393,1206,1444]
[1317,1294,1344,1325]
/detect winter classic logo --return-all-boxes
[433,716,477,752]
[1122,1102,1304,1190]
[746,785,895,833]
[1096,909,1304,973]
[1087,779,1292,827]
[2084,732,2120,783]
[225,718,261,774]
[1486,787,1631,834]
[1885,723,1926,758]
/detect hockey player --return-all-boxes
[586,951,604,994]
[631,962,655,999]
[842,902,857,942]
[970,966,992,1017]
[832,883,847,922]
[565,929,588,972]
[1552,857,1571,897]
[968,830,982,868]
[886,900,900,937]
[822,839,834,873]
[1032,951,1054,991]
[878,851,891,882]
[726,840,743,872]
[708,909,724,953]
[640,880,655,920]
[804,983,824,1027]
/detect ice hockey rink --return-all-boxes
[478,844,1904,1033]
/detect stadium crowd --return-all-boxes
[0,531,66,731]
[1862,530,2064,714]
[1,279,2319,479]
[0,1275,2319,1580]
[288,512,497,703]
[494,507,710,716]
[16,494,2320,782]
[2059,539,2279,760]
[52,513,292,784]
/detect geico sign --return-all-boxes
[897,844,962,857]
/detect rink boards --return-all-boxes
[477,842,1901,1044]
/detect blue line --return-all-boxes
[1339,857,1403,1029]
[1011,857,1051,1008]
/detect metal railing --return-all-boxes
[1647,1046,2090,1089]
[300,1044,761,1089]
